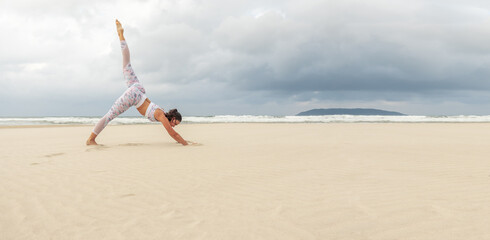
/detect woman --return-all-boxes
[86,19,188,146]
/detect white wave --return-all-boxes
[3,115,490,126]
[184,115,490,123]
[0,117,150,126]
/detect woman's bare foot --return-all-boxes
[86,139,98,145]
[86,133,98,145]
[116,19,125,40]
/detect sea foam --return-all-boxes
[2,115,490,126]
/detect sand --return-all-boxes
[1,123,490,239]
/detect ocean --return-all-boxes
[2,115,490,126]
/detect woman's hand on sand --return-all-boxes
[186,141,202,146]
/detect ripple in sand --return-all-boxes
[118,143,146,147]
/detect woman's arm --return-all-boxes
[155,110,188,146]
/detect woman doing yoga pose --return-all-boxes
[86,19,189,146]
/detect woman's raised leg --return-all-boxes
[116,19,130,68]
[117,19,143,90]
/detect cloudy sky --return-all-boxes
[2,0,490,116]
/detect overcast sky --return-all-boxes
[2,0,490,116]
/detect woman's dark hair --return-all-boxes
[165,109,182,122]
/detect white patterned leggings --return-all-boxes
[92,41,147,135]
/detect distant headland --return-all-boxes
[296,108,406,116]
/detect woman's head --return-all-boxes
[165,109,182,127]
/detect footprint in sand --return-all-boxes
[31,152,64,166]
[85,145,109,152]
[120,193,136,198]
[44,152,65,158]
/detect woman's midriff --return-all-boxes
[136,98,151,116]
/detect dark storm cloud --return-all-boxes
[3,0,490,116]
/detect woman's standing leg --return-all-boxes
[86,86,143,145]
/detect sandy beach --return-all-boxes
[1,123,490,239]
